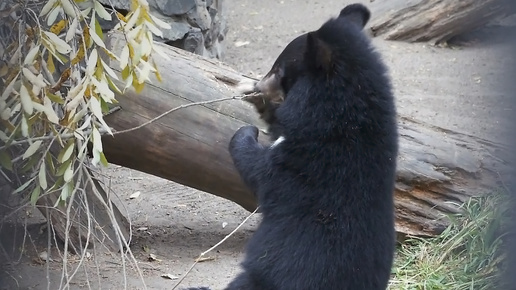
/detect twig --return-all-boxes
[171,207,259,290]
[112,95,245,136]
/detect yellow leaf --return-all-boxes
[153,60,162,82]
[133,79,145,93]
[50,19,67,35]
[0,63,9,77]
[71,44,85,65]
[47,51,55,73]
[121,65,130,79]
[102,47,119,61]
[116,11,127,23]
[94,17,104,42]
[83,26,91,48]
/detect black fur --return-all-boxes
[243,3,373,141]
[186,3,398,290]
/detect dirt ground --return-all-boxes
[1,0,515,289]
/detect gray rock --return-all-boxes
[186,1,212,31]
[184,29,205,55]
[97,0,131,10]
[152,0,196,16]
[161,18,192,41]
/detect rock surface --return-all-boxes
[97,0,228,59]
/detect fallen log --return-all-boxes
[369,0,515,44]
[101,32,510,237]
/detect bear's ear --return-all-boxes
[305,32,333,74]
[338,3,371,29]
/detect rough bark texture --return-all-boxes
[369,0,515,44]
[102,32,510,237]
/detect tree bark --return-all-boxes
[102,32,510,237]
[369,0,515,44]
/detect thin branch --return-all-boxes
[112,95,245,136]
[172,207,260,290]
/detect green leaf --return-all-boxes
[21,154,40,173]
[30,186,41,206]
[12,177,35,195]
[100,97,110,114]
[46,90,64,104]
[22,141,43,160]
[63,161,74,183]
[0,150,13,171]
[38,162,48,190]
[60,181,73,203]
[45,152,56,174]
[58,139,75,163]
[99,151,109,167]
[94,18,104,42]
[56,158,72,176]
[121,66,130,79]
[106,76,123,95]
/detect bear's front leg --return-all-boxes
[228,125,267,194]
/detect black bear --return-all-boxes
[186,3,398,290]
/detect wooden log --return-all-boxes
[102,32,510,237]
[369,0,515,44]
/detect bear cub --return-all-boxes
[187,3,398,290]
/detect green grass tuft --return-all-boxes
[389,192,511,290]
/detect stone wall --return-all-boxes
[97,0,228,59]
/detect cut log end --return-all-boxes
[369,0,516,44]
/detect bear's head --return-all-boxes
[239,3,371,110]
